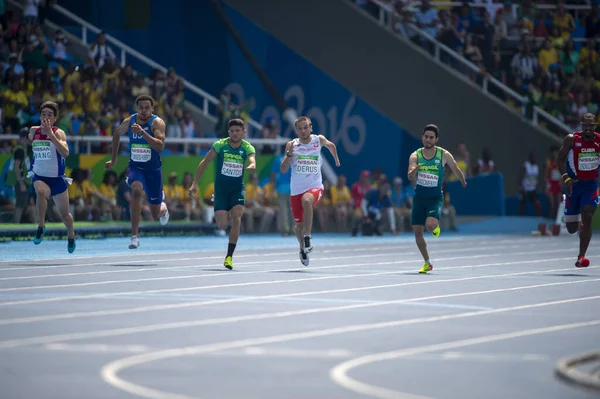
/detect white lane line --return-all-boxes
[0,243,526,281]
[0,252,592,308]
[408,351,549,362]
[0,237,543,264]
[0,247,584,293]
[99,298,600,399]
[45,343,150,353]
[329,320,600,399]
[1,268,598,347]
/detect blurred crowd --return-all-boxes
[358,0,600,135]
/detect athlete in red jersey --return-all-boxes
[557,113,600,267]
[545,145,562,219]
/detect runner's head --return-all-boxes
[422,124,439,149]
[40,101,59,124]
[135,95,154,120]
[228,118,246,144]
[581,113,596,139]
[294,116,313,141]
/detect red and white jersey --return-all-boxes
[290,134,324,196]
[31,126,66,177]
[566,132,600,181]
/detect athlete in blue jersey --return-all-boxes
[105,95,169,249]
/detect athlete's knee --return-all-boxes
[132,187,143,199]
[301,196,313,208]
[34,186,50,199]
[413,227,425,238]
[425,219,438,232]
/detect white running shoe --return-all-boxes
[299,250,309,266]
[129,235,140,249]
[159,202,170,226]
[303,236,313,253]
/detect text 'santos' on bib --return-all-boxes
[131,143,152,162]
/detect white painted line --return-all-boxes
[45,343,149,353]
[437,351,549,362]
[0,243,525,281]
[99,298,600,399]
[0,248,584,294]
[1,269,598,348]
[329,320,600,399]
[0,251,593,311]
[0,236,544,264]
[240,347,353,359]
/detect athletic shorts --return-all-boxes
[411,195,443,226]
[32,174,68,197]
[214,186,246,212]
[291,188,324,223]
[564,183,599,219]
[127,167,164,205]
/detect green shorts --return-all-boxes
[214,186,246,212]
[411,195,443,226]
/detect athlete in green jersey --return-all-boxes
[189,118,256,269]
[407,124,467,274]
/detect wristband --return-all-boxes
[563,177,572,183]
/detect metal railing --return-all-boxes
[368,0,571,140]
[0,135,289,156]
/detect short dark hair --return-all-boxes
[135,95,154,107]
[423,124,439,138]
[228,118,245,128]
[40,101,59,117]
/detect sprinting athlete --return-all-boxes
[557,113,600,268]
[407,124,466,274]
[105,95,169,249]
[188,118,256,270]
[280,116,340,266]
[29,101,76,253]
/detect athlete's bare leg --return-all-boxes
[52,190,75,239]
[228,205,245,245]
[130,181,143,236]
[301,192,315,236]
[413,224,430,262]
[579,205,595,258]
[33,180,50,227]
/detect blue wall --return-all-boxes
[446,174,506,216]
[56,0,420,183]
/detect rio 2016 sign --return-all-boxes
[225,83,367,156]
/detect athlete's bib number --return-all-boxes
[578,155,598,171]
[131,144,152,162]
[296,155,319,174]
[221,161,243,178]
[417,172,439,187]
[32,141,52,160]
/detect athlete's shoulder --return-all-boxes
[241,139,256,153]
[211,137,228,152]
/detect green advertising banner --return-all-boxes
[1,154,277,195]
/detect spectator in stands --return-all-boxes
[51,29,68,62]
[97,170,119,221]
[441,191,458,232]
[116,170,131,221]
[510,42,538,83]
[315,180,333,232]
[553,1,575,40]
[164,171,185,220]
[6,129,34,223]
[331,174,352,232]
[390,176,412,233]
[350,170,372,236]
[181,171,202,222]
[22,0,40,25]
[260,116,280,154]
[358,178,395,236]
[3,78,28,131]
[414,0,438,51]
[518,151,542,217]
[473,147,496,176]
[87,31,116,72]
[244,173,275,233]
[271,152,293,236]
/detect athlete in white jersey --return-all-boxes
[29,101,76,253]
[280,116,340,265]
[518,151,542,216]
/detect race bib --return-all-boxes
[32,140,52,160]
[417,172,439,187]
[295,155,319,174]
[131,143,152,162]
[578,153,598,171]
[221,160,243,177]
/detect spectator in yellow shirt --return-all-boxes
[552,2,575,40]
[164,172,186,220]
[538,39,558,73]
[244,173,275,233]
[182,172,202,221]
[98,170,120,221]
[3,80,29,131]
[315,180,333,233]
[331,175,352,232]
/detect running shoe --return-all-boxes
[159,202,170,226]
[129,235,140,249]
[299,250,309,266]
[575,256,590,268]
[68,237,76,254]
[303,236,313,253]
[418,262,433,274]
[33,226,46,245]
[432,226,440,238]
[224,256,233,270]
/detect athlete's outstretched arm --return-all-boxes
[246,153,256,172]
[142,118,166,153]
[105,116,131,170]
[193,148,217,182]
[443,150,467,188]
[280,141,294,174]
[557,134,575,194]
[407,152,419,183]
[319,135,340,167]
[557,134,574,177]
